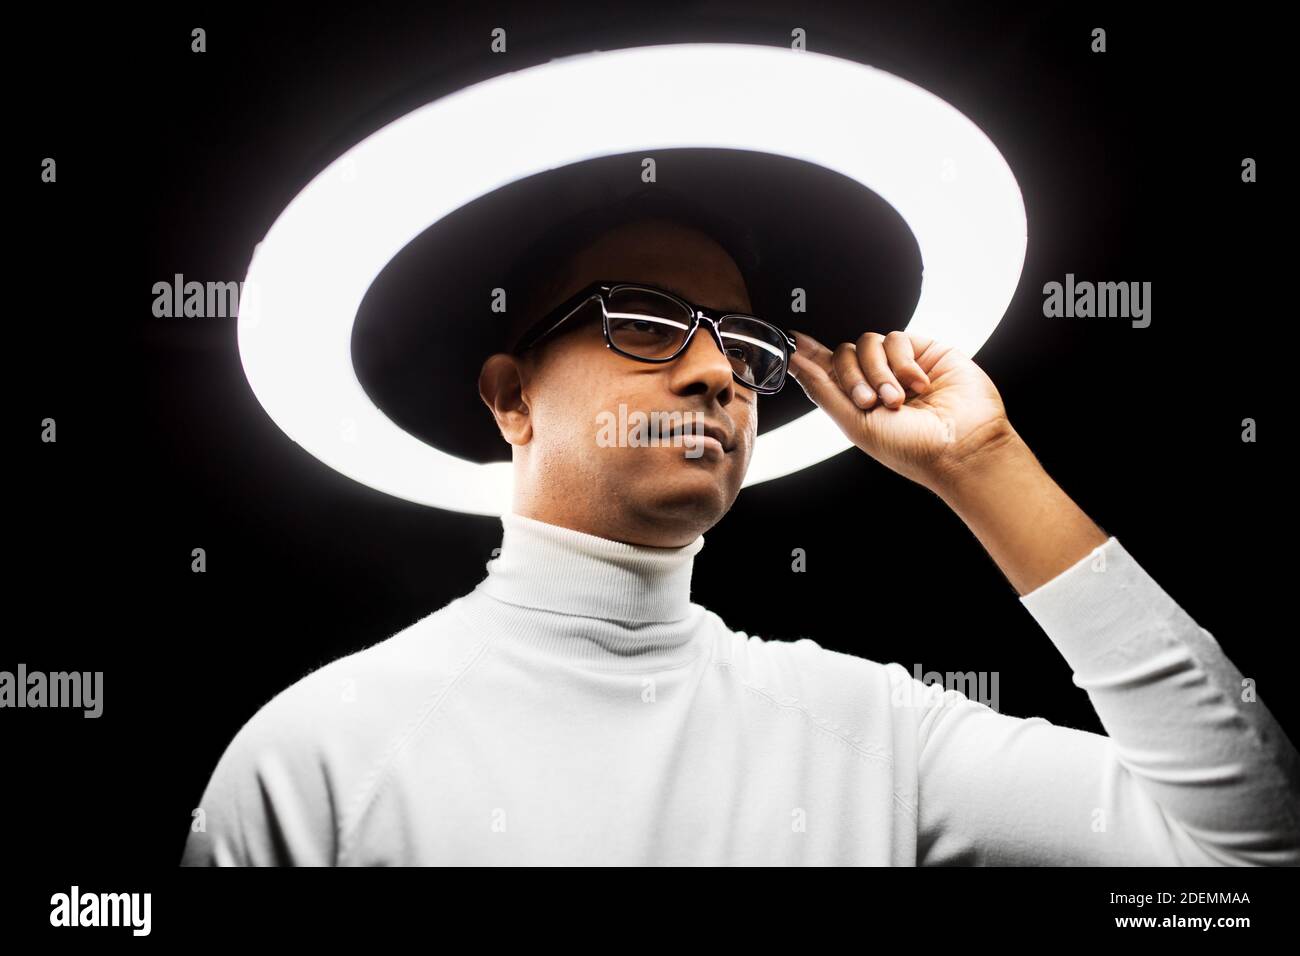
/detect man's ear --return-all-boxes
[478,353,533,446]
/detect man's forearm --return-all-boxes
[930,426,1108,596]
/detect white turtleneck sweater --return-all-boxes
[181,512,1300,866]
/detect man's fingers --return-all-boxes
[790,328,931,415]
[831,342,877,409]
[854,332,906,408]
[882,330,930,394]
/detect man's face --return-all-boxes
[480,217,757,547]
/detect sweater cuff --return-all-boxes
[1017,537,1200,676]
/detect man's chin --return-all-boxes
[633,470,738,528]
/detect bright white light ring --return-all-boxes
[237,43,1027,515]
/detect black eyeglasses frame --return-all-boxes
[512,280,798,395]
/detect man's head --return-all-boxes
[478,196,762,548]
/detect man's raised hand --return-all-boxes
[786,329,1015,492]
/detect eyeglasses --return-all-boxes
[513,281,798,394]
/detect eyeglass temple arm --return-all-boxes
[516,292,602,352]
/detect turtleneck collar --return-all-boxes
[478,511,705,623]
[466,512,711,673]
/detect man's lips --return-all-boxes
[670,421,735,453]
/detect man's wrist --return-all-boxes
[928,418,1029,500]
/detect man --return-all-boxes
[182,203,1300,866]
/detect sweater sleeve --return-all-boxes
[179,689,340,867]
[911,536,1300,866]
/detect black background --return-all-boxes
[10,0,1290,926]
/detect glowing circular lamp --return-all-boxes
[237,43,1027,515]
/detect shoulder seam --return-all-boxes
[336,603,492,864]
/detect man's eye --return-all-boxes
[614,317,671,336]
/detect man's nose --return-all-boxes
[666,318,735,404]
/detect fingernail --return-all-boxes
[913,377,928,392]
[851,383,873,408]
[880,383,901,405]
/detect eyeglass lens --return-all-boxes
[605,287,787,389]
